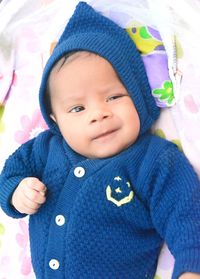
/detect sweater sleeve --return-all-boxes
[149,144,200,279]
[0,131,50,218]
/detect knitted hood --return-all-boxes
[39,1,160,135]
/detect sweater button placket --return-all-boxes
[45,165,87,278]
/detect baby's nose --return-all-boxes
[89,107,112,123]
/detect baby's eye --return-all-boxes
[69,106,85,113]
[107,95,124,102]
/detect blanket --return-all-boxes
[0,0,200,278]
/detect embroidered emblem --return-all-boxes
[114,176,122,181]
[106,176,134,207]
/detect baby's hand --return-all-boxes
[11,177,47,215]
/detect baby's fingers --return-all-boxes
[24,187,46,205]
[27,177,47,193]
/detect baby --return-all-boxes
[0,2,200,279]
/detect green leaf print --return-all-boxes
[0,104,4,119]
[154,129,166,139]
[0,104,5,133]
[139,26,152,39]
[153,80,174,105]
[0,223,5,248]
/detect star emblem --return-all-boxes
[114,176,122,181]
[115,187,122,193]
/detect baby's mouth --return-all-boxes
[93,129,118,141]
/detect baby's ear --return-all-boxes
[50,114,56,123]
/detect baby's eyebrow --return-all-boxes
[63,95,84,103]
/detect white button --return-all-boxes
[49,259,60,270]
[55,215,65,226]
[74,166,85,178]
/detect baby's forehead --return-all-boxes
[52,51,97,73]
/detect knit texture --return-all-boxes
[0,131,200,279]
[39,1,160,136]
[1,2,200,279]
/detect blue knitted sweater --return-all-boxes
[0,130,200,279]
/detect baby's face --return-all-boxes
[49,52,140,159]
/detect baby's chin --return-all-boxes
[85,143,132,160]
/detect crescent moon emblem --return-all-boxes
[106,185,134,207]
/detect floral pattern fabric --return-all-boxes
[0,0,200,278]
